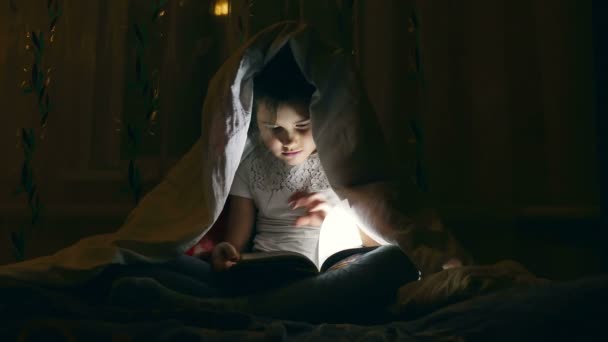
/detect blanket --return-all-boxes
[1,271,605,341]
[0,21,468,286]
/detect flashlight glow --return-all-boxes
[318,200,363,267]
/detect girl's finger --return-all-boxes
[299,199,323,211]
[221,244,239,261]
[308,201,332,214]
[294,216,310,227]
[291,192,325,209]
[287,191,308,203]
[295,212,324,227]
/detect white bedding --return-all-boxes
[0,22,468,285]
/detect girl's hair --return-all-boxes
[250,45,315,135]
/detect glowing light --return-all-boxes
[213,0,229,16]
[318,200,363,267]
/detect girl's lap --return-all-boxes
[86,245,417,316]
[241,245,419,323]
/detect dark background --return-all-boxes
[0,0,604,280]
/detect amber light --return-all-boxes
[212,0,229,16]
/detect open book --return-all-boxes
[233,246,378,275]
[223,246,378,295]
[221,200,382,294]
[229,200,372,276]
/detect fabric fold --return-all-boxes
[0,21,468,285]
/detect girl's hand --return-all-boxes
[211,242,240,272]
[288,191,333,227]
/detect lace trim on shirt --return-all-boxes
[250,148,331,193]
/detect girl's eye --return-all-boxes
[295,123,310,130]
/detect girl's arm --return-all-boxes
[224,195,256,252]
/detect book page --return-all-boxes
[237,250,319,275]
[240,250,306,262]
[318,199,363,267]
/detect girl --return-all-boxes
[199,46,419,323]
[96,45,419,324]
[211,45,373,271]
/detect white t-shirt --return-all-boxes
[229,146,340,265]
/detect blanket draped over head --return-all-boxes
[0,22,470,286]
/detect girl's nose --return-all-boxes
[283,141,297,149]
[278,130,296,147]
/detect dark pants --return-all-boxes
[87,254,223,299]
[242,245,419,323]
[87,245,418,323]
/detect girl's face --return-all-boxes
[256,101,316,166]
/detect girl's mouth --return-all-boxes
[282,150,302,157]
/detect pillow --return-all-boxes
[390,260,550,319]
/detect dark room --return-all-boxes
[0,0,606,340]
